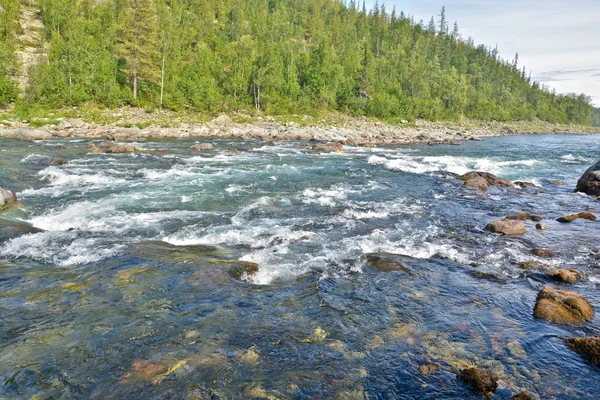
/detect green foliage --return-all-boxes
[0,0,19,106]
[592,108,600,127]
[3,0,595,125]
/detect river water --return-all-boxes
[0,135,599,399]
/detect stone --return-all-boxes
[512,391,536,400]
[68,118,84,128]
[192,143,214,151]
[419,361,439,376]
[210,115,233,127]
[551,268,582,284]
[312,142,344,153]
[531,248,558,258]
[49,157,68,166]
[459,171,516,192]
[535,223,547,230]
[0,218,43,242]
[463,176,488,192]
[564,337,600,366]
[457,367,498,395]
[0,187,17,210]
[533,287,594,326]
[515,181,537,188]
[0,128,52,140]
[485,220,527,236]
[365,253,412,273]
[549,180,565,185]
[556,212,596,223]
[505,212,542,222]
[103,142,135,154]
[575,160,600,196]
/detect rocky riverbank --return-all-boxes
[1,112,599,145]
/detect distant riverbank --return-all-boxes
[1,107,599,145]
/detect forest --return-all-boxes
[0,0,595,124]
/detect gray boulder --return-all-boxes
[485,219,527,236]
[576,161,600,196]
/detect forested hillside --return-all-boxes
[593,108,600,126]
[0,0,595,124]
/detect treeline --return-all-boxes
[593,108,600,126]
[0,0,595,124]
[0,0,19,104]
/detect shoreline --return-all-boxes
[1,111,599,145]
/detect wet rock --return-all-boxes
[457,367,498,395]
[564,337,600,366]
[505,212,542,222]
[556,212,597,223]
[0,187,18,210]
[485,220,527,236]
[229,262,260,280]
[533,286,594,326]
[551,268,582,284]
[311,142,344,153]
[463,175,488,191]
[575,160,600,196]
[103,141,135,154]
[49,157,68,166]
[459,171,516,191]
[515,181,537,188]
[531,248,558,258]
[365,253,412,273]
[192,143,214,151]
[535,223,547,230]
[512,391,536,400]
[183,388,221,400]
[549,180,566,185]
[0,218,43,241]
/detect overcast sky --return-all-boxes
[365,0,600,106]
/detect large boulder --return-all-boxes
[459,171,515,192]
[192,143,214,151]
[209,115,233,127]
[102,141,135,154]
[551,268,582,284]
[0,218,43,241]
[0,187,17,210]
[576,161,600,196]
[564,337,600,366]
[533,287,594,326]
[485,219,527,236]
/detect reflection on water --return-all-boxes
[0,135,599,399]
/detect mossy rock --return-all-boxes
[564,337,600,366]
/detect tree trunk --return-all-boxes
[133,48,138,104]
[160,53,165,107]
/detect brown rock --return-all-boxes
[549,180,566,185]
[533,287,594,326]
[564,337,600,366]
[505,212,542,222]
[365,253,411,273]
[457,367,498,395]
[312,143,344,154]
[463,176,488,191]
[104,142,135,154]
[419,361,439,376]
[531,248,558,258]
[49,157,68,166]
[485,220,527,236]
[535,223,547,230]
[512,391,536,400]
[551,268,582,284]
[459,171,515,191]
[556,212,597,223]
[515,181,537,188]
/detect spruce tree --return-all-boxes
[118,0,159,104]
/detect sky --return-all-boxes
[365,0,600,106]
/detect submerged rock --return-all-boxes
[457,367,498,395]
[0,218,43,241]
[0,187,17,210]
[311,142,344,154]
[551,268,582,284]
[556,212,597,223]
[531,248,558,258]
[533,287,594,326]
[505,212,542,222]
[575,160,600,196]
[459,171,515,192]
[485,220,527,236]
[512,391,537,400]
[49,157,68,166]
[365,252,412,273]
[564,337,600,366]
[103,141,135,154]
